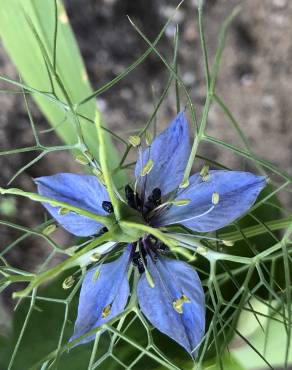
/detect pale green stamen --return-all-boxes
[141,159,154,176]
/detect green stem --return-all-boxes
[12,231,113,298]
[95,112,121,220]
[219,217,292,242]
[182,6,240,184]
[0,186,113,228]
[120,221,176,249]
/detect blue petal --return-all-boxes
[137,257,205,355]
[70,247,131,345]
[153,170,266,232]
[135,112,190,199]
[35,173,109,236]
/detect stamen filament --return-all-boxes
[169,204,215,224]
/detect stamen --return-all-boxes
[151,188,161,202]
[125,184,135,205]
[90,252,101,262]
[58,207,70,215]
[212,192,220,205]
[102,201,114,213]
[141,159,154,177]
[168,232,227,244]
[62,275,75,289]
[172,294,190,314]
[128,135,141,147]
[102,304,112,318]
[222,240,234,247]
[144,188,162,213]
[145,131,153,146]
[171,204,215,224]
[132,251,145,274]
[42,224,57,235]
[92,268,100,281]
[145,269,155,288]
[200,165,210,181]
[171,199,191,206]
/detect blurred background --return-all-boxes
[0,0,291,368]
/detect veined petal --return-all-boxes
[153,170,266,232]
[137,256,205,355]
[135,112,190,200]
[35,173,109,236]
[70,247,131,346]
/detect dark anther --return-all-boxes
[151,188,161,202]
[148,187,161,206]
[156,241,169,253]
[125,184,134,202]
[95,226,108,237]
[102,201,114,213]
[125,184,141,211]
[149,240,169,259]
[132,251,146,274]
[125,184,136,208]
[145,187,162,214]
[135,193,142,211]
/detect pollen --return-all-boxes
[212,192,220,205]
[62,276,75,289]
[200,165,210,181]
[141,159,154,177]
[92,269,100,281]
[90,252,101,262]
[173,294,191,314]
[102,304,112,318]
[42,224,57,235]
[128,135,141,147]
[172,199,191,206]
[58,207,70,215]
[145,131,153,146]
[222,240,234,247]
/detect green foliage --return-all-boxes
[0,1,291,370]
[0,0,122,182]
[233,303,292,369]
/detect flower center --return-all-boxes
[124,184,162,220]
[130,235,169,274]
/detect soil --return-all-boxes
[0,0,291,311]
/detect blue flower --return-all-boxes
[36,112,266,355]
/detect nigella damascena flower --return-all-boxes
[35,112,266,355]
